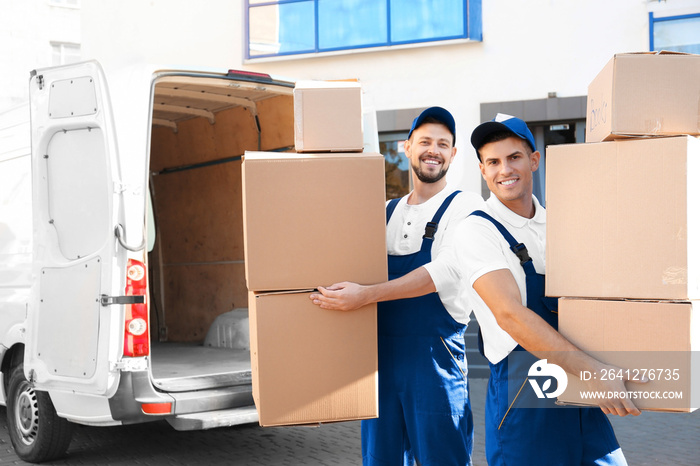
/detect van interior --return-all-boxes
[146,73,294,393]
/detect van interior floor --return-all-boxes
[149,342,252,392]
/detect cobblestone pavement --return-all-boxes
[0,377,697,465]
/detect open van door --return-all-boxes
[25,61,122,396]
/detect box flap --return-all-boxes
[616,50,696,57]
[243,150,379,161]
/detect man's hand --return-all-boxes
[473,269,644,416]
[581,363,647,417]
[309,282,370,311]
[309,267,437,311]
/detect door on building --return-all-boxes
[379,131,411,200]
[529,119,585,207]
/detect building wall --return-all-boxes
[78,0,699,194]
[0,0,81,111]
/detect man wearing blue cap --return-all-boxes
[455,113,640,465]
[310,107,482,465]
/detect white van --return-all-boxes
[0,61,376,463]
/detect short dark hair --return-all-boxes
[477,130,533,160]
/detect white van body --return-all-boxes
[0,61,377,462]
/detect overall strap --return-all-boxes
[468,209,537,358]
[385,198,401,224]
[424,190,461,240]
[469,210,535,272]
[419,190,462,254]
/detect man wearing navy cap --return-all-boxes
[455,114,639,465]
[310,107,482,465]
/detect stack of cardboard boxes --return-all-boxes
[242,81,387,426]
[546,52,700,412]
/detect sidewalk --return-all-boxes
[468,377,699,466]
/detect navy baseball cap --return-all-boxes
[470,113,536,161]
[408,106,456,144]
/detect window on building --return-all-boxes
[649,11,700,54]
[51,43,81,66]
[379,131,411,200]
[247,0,482,59]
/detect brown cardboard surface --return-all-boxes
[151,161,244,264]
[150,156,247,343]
[546,136,700,300]
[293,81,363,152]
[242,151,387,292]
[586,52,700,143]
[248,290,378,426]
[258,94,295,151]
[557,298,699,412]
[150,105,258,172]
[160,263,249,342]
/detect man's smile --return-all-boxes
[421,157,442,166]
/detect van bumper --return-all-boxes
[109,370,255,426]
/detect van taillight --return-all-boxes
[124,259,149,357]
[226,69,272,82]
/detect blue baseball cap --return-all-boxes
[470,113,536,161]
[408,106,456,144]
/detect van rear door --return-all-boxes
[26,61,122,396]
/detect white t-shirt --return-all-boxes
[386,186,485,325]
[455,194,547,364]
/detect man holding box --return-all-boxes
[457,113,640,465]
[310,107,483,466]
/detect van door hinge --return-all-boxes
[100,294,145,307]
[37,75,44,90]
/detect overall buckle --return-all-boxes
[423,222,438,240]
[511,243,532,265]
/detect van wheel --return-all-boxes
[6,365,73,463]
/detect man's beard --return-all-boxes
[412,159,449,183]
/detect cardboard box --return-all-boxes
[242,151,387,292]
[557,298,699,412]
[293,80,363,152]
[586,52,700,143]
[546,136,700,300]
[248,290,378,426]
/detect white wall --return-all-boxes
[0,0,81,110]
[81,0,244,73]
[79,0,700,195]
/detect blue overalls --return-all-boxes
[362,191,474,466]
[470,210,626,466]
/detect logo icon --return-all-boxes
[528,359,568,399]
